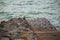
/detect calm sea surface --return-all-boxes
[0,0,60,31]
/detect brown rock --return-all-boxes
[27,18,57,31]
[0,17,59,40]
[1,37,9,40]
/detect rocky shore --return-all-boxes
[0,17,60,40]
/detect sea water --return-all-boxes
[0,0,60,31]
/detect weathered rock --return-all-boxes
[0,21,6,28]
[27,18,57,31]
[0,17,59,40]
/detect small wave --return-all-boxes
[0,1,7,6]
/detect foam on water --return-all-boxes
[0,0,60,31]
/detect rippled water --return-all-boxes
[0,0,60,31]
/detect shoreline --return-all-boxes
[0,17,60,40]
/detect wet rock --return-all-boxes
[0,21,6,28]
